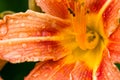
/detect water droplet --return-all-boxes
[118,9,120,14]
[44,74,48,77]
[22,43,27,48]
[8,41,12,45]
[21,23,25,26]
[27,16,32,19]
[41,31,51,36]
[107,72,111,76]
[0,24,7,37]
[15,20,19,23]
[33,73,40,78]
[19,33,28,38]
[9,19,14,23]
[13,54,21,58]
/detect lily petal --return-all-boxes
[70,62,93,80]
[86,0,106,13]
[97,51,120,80]
[108,25,120,63]
[35,0,70,19]
[0,10,71,63]
[103,0,120,37]
[25,58,92,80]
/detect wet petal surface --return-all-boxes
[0,10,72,63]
[103,0,120,36]
[108,25,120,63]
[35,0,70,19]
[25,58,93,80]
[97,51,120,80]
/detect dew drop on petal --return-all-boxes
[8,41,12,45]
[41,31,51,36]
[33,57,39,61]
[36,0,40,3]
[107,72,111,76]
[33,73,40,78]
[44,74,48,77]
[9,19,14,23]
[118,9,120,14]
[15,20,19,23]
[69,73,73,80]
[27,16,32,20]
[19,33,28,38]
[0,24,7,37]
[13,54,22,58]
[22,43,27,48]
[21,23,25,26]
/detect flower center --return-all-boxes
[75,27,100,50]
[85,29,100,50]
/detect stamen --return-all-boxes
[73,0,87,50]
[68,8,75,16]
[73,0,101,50]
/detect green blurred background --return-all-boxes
[0,0,120,80]
[0,0,28,12]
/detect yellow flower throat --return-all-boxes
[65,0,111,70]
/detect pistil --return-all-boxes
[85,29,100,50]
[73,0,100,50]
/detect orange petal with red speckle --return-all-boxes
[96,51,120,80]
[86,0,106,13]
[103,0,120,36]
[25,59,93,80]
[35,0,70,19]
[108,25,120,63]
[0,10,70,63]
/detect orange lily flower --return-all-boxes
[0,0,120,80]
